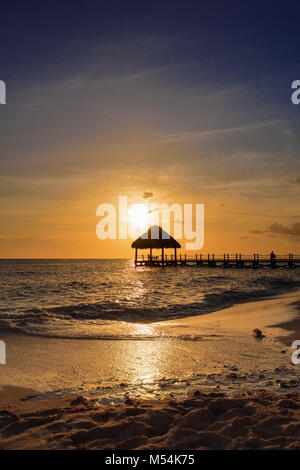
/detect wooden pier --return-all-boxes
[131,226,299,269]
[135,253,300,268]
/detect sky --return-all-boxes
[0,0,300,258]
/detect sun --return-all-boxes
[128,204,150,230]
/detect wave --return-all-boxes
[0,280,299,339]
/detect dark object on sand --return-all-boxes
[252,328,264,338]
[70,395,89,406]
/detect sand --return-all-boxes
[1,386,300,449]
[1,290,300,449]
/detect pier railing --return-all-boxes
[135,253,300,268]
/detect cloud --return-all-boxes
[267,223,300,238]
[142,191,154,199]
[288,176,300,186]
[249,230,265,234]
[249,223,300,239]
[156,120,281,144]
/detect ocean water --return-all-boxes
[0,259,299,339]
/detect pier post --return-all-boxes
[161,247,164,267]
[239,254,243,268]
[208,254,215,267]
[253,253,256,268]
[253,253,260,268]
[223,253,229,268]
[288,253,294,268]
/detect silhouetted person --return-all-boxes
[270,251,276,267]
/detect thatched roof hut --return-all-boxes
[132,225,181,265]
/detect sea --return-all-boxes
[0,259,299,340]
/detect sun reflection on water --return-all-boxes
[131,323,154,336]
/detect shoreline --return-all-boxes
[270,299,300,345]
[1,286,300,340]
[0,290,300,399]
[1,290,300,449]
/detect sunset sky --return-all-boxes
[1,1,300,258]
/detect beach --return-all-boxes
[1,386,300,450]
[1,290,300,449]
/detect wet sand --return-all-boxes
[1,290,300,449]
[272,300,300,346]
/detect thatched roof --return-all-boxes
[131,225,181,249]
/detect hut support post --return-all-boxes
[161,247,164,266]
[174,247,177,266]
[135,248,138,264]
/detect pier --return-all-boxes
[132,225,299,268]
[135,252,300,268]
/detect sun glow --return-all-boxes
[128,204,150,230]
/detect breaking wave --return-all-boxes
[0,259,299,339]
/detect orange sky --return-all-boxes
[1,23,300,258]
[1,151,299,258]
